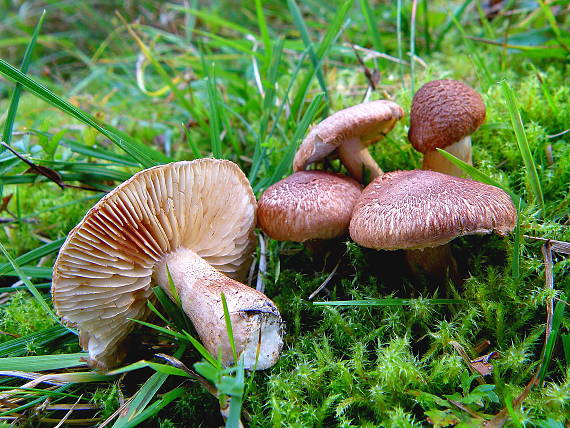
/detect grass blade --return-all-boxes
[112,347,185,428]
[114,387,185,428]
[314,298,463,307]
[287,0,329,104]
[0,241,60,325]
[511,199,522,284]
[0,59,168,168]
[0,353,88,371]
[0,325,70,357]
[1,11,45,147]
[435,148,523,207]
[221,292,238,363]
[359,0,384,53]
[500,80,545,215]
[0,238,64,276]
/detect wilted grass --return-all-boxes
[0,1,569,426]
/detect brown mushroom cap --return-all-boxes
[293,100,404,171]
[52,159,260,368]
[349,169,516,250]
[408,80,486,154]
[257,171,362,242]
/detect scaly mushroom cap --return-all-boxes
[293,100,404,171]
[52,159,257,368]
[257,171,362,242]
[408,79,486,154]
[349,170,516,250]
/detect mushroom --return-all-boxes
[52,159,283,370]
[349,169,516,277]
[257,171,362,243]
[293,100,404,183]
[408,79,486,178]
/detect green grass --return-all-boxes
[0,1,569,426]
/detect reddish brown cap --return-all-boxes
[349,170,516,250]
[258,171,362,242]
[293,100,404,171]
[408,80,486,154]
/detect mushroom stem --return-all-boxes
[154,247,283,370]
[405,245,460,283]
[337,136,383,183]
[422,135,472,178]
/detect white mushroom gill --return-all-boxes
[52,159,283,370]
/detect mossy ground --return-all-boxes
[0,1,569,426]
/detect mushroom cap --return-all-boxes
[349,169,516,250]
[52,159,257,368]
[408,79,486,154]
[257,171,362,242]
[293,100,404,171]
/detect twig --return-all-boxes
[308,257,341,300]
[523,235,570,255]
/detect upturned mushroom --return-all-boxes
[257,171,362,243]
[293,100,404,183]
[52,159,283,370]
[408,79,486,177]
[349,169,516,277]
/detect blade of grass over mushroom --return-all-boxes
[1,11,45,148]
[435,149,523,207]
[288,0,329,107]
[0,241,60,326]
[314,298,464,306]
[221,292,238,363]
[0,238,64,275]
[500,80,545,215]
[0,353,88,371]
[0,59,168,168]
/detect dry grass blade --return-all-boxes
[523,235,570,255]
[53,394,83,428]
[542,243,554,344]
[308,257,341,300]
[448,341,485,385]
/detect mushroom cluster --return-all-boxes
[260,80,516,282]
[258,100,404,246]
[53,159,283,370]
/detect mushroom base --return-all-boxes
[153,248,283,370]
[405,245,459,283]
[422,136,472,178]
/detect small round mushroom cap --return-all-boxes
[349,169,516,250]
[293,100,404,171]
[408,80,486,154]
[52,159,257,368]
[258,171,362,242]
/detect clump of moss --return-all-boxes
[0,292,56,342]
